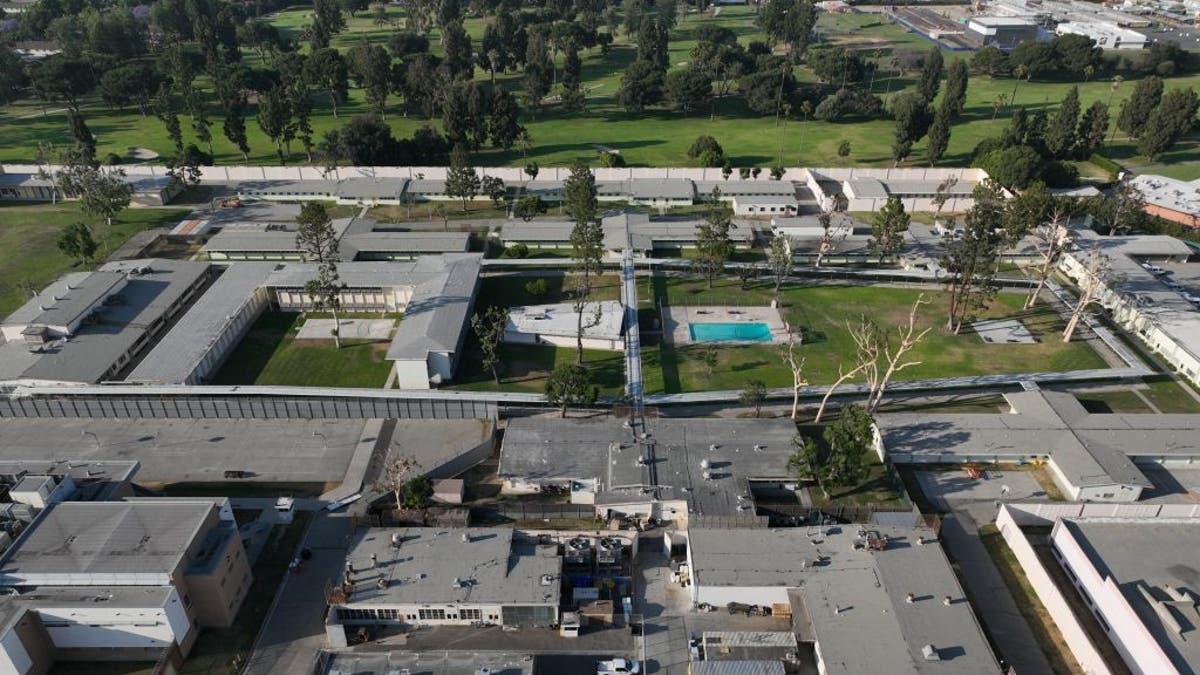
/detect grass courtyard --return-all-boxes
[649,277,1106,392]
[1,7,1198,176]
[0,202,190,317]
[212,311,393,388]
[451,272,1107,396]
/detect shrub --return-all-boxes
[503,243,530,258]
[525,278,548,297]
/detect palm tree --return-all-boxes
[1107,75,1123,107]
[1010,64,1030,108]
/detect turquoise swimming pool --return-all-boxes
[689,322,773,342]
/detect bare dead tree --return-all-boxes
[813,212,848,268]
[814,317,879,423]
[780,332,808,421]
[1024,207,1070,309]
[1063,247,1116,343]
[865,294,932,413]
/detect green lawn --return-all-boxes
[0,202,190,317]
[450,343,627,395]
[212,312,393,387]
[1141,376,1200,413]
[476,273,623,307]
[649,277,1106,392]
[1075,389,1154,414]
[179,513,312,675]
[3,7,1198,175]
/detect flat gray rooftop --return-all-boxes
[322,651,536,675]
[689,526,999,674]
[1061,519,1200,673]
[875,391,1186,491]
[500,417,797,516]
[0,459,139,501]
[0,501,212,582]
[0,260,210,383]
[0,417,372,484]
[341,528,560,607]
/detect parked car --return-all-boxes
[597,658,641,674]
[1146,265,1168,275]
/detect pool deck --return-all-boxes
[662,305,789,345]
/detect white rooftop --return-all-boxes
[506,301,624,342]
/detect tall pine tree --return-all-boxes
[1044,86,1080,160]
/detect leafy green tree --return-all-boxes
[482,176,507,208]
[869,195,909,264]
[890,92,933,165]
[1044,86,1080,160]
[564,161,603,363]
[942,180,1005,332]
[545,363,593,417]
[1138,87,1200,161]
[926,107,951,166]
[1075,101,1109,159]
[442,19,473,81]
[687,135,726,167]
[917,47,943,102]
[976,144,1044,190]
[618,59,665,112]
[445,144,481,212]
[837,140,851,158]
[58,164,132,226]
[305,48,350,118]
[561,41,585,111]
[703,344,719,377]
[471,305,508,384]
[695,188,734,288]
[769,232,792,293]
[67,109,96,164]
[971,46,1010,78]
[310,0,347,50]
[98,64,163,115]
[739,379,768,417]
[1117,76,1162,140]
[295,202,345,348]
[820,405,874,487]
[57,222,99,265]
[523,33,553,113]
[942,60,969,118]
[29,55,96,112]
[488,88,524,150]
[401,475,433,509]
[758,0,817,59]
[0,47,27,105]
[256,87,293,163]
[665,67,712,115]
[514,195,548,221]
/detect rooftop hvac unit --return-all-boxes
[391,533,404,548]
[700,459,710,470]
[565,537,593,565]
[597,537,623,565]
[922,645,940,661]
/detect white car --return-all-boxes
[1147,265,1168,275]
[597,658,641,674]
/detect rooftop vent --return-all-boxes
[391,533,404,548]
[922,645,940,661]
[540,574,555,586]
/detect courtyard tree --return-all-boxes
[703,344,719,378]
[295,202,345,349]
[814,315,879,423]
[942,180,1005,333]
[820,405,874,488]
[768,233,793,294]
[868,195,909,264]
[57,164,133,226]
[377,456,418,514]
[695,188,735,287]
[471,305,508,385]
[545,363,593,418]
[1090,176,1145,236]
[1024,204,1072,309]
[481,176,507,208]
[57,222,99,265]
[864,294,931,413]
[1063,247,1116,343]
[740,379,768,418]
[514,195,548,221]
[780,333,808,421]
[564,161,603,364]
[445,145,481,212]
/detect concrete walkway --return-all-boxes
[939,512,1054,675]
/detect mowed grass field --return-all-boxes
[0,202,190,316]
[212,311,393,387]
[2,6,1198,175]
